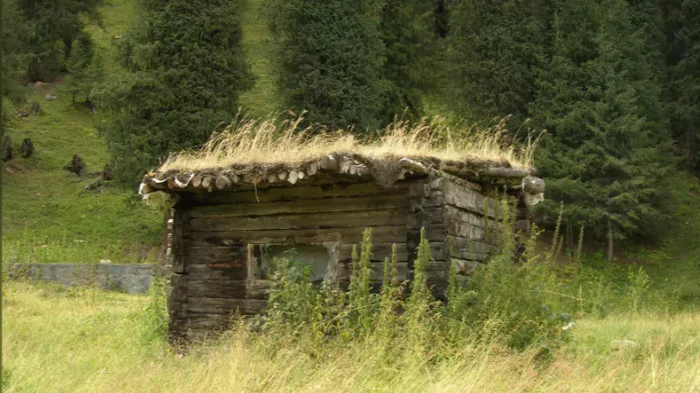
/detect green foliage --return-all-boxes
[532,0,674,245]
[15,0,104,81]
[140,276,169,344]
[1,0,29,115]
[665,0,700,171]
[263,213,579,353]
[378,0,438,122]
[349,228,376,333]
[94,0,253,185]
[63,33,105,105]
[445,0,552,126]
[265,0,386,131]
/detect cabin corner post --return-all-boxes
[168,207,190,344]
[406,176,449,297]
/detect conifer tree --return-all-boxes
[1,0,29,116]
[64,34,104,106]
[532,0,673,258]
[378,0,437,122]
[666,0,700,171]
[445,0,551,126]
[94,0,253,185]
[265,0,386,131]
[16,0,103,81]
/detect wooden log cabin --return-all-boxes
[139,153,545,342]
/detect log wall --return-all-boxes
[168,176,524,342]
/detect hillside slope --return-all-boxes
[2,0,161,264]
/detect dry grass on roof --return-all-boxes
[158,114,537,173]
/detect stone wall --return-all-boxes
[7,263,157,294]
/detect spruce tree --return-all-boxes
[378,0,437,122]
[64,33,104,105]
[532,0,673,258]
[666,0,700,172]
[446,0,552,126]
[94,0,253,185]
[265,0,386,131]
[16,0,103,81]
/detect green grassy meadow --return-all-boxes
[2,281,699,393]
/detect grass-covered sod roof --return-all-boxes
[140,117,537,194]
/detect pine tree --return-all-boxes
[532,0,673,258]
[94,0,253,186]
[445,0,552,126]
[378,0,437,123]
[16,0,103,81]
[265,0,386,131]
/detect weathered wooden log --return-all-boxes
[320,155,339,172]
[215,174,232,190]
[184,182,410,205]
[189,194,408,218]
[307,163,318,176]
[288,170,299,185]
[522,176,545,194]
[202,176,212,189]
[399,158,428,174]
[187,264,248,280]
[186,297,267,315]
[188,209,410,232]
[482,167,531,178]
[191,174,203,188]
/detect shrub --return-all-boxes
[141,276,168,345]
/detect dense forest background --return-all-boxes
[2,0,699,257]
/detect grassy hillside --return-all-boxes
[1,0,283,265]
[1,0,161,265]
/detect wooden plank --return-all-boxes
[248,279,273,299]
[187,297,267,315]
[189,194,409,218]
[184,227,411,248]
[187,279,249,298]
[187,264,248,280]
[445,236,494,256]
[187,314,234,330]
[185,246,248,265]
[443,205,488,228]
[171,209,190,273]
[183,182,410,206]
[443,180,502,219]
[446,220,485,240]
[188,209,410,232]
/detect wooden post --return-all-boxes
[159,208,172,265]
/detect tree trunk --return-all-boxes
[607,218,614,262]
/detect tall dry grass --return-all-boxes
[159,115,537,172]
[2,281,699,393]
